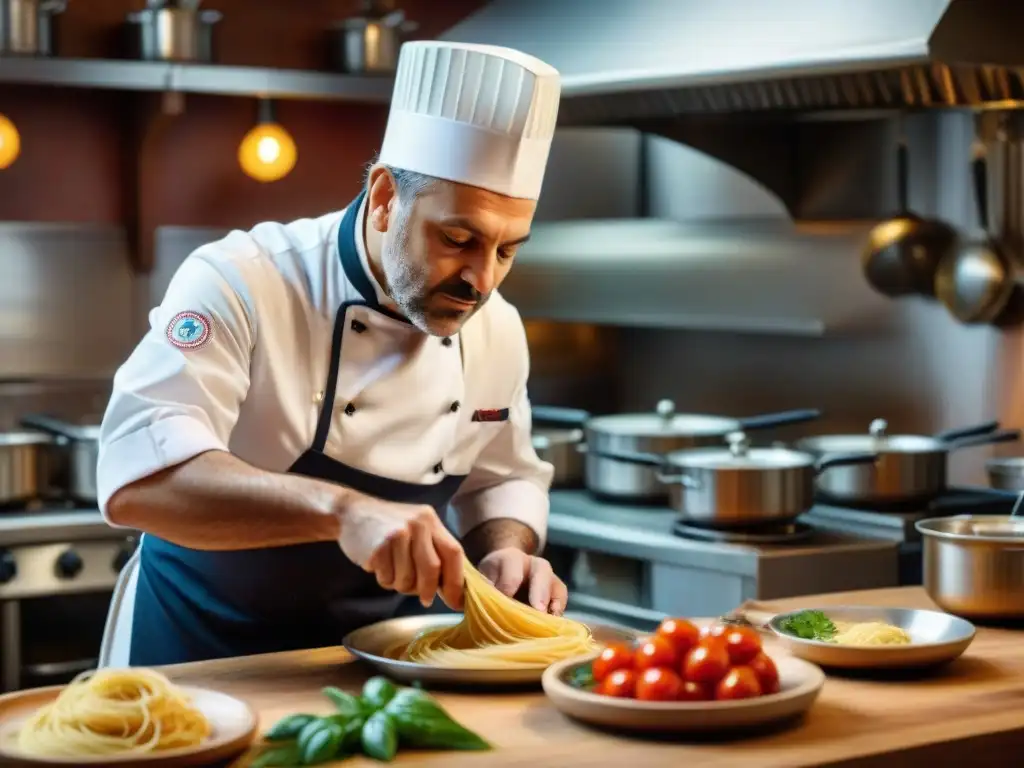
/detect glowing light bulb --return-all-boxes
[0,113,22,170]
[237,100,297,183]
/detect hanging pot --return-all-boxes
[329,9,418,75]
[589,431,877,526]
[797,419,1020,505]
[125,4,221,63]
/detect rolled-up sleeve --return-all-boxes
[97,252,256,521]
[450,384,555,552]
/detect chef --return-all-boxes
[96,40,566,667]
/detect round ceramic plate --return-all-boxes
[768,606,976,669]
[0,685,257,767]
[542,653,825,733]
[343,613,640,686]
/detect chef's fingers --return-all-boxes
[411,527,441,607]
[527,556,554,612]
[371,546,395,590]
[434,529,465,611]
[548,573,569,616]
[492,554,525,598]
[391,530,416,594]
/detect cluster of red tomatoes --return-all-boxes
[591,618,781,703]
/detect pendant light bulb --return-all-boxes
[238,99,297,183]
[0,113,22,170]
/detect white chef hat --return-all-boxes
[378,41,561,201]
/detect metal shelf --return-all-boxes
[0,57,394,103]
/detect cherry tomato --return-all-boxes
[682,642,731,685]
[635,667,684,702]
[748,652,780,694]
[723,626,762,665]
[700,623,729,640]
[598,668,637,698]
[677,680,713,702]
[715,666,763,701]
[634,636,679,672]
[592,643,634,683]
[656,618,701,657]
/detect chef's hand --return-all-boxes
[338,496,465,610]
[478,548,568,615]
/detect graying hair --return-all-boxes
[365,154,437,201]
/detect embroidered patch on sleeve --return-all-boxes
[472,408,510,423]
[166,311,212,350]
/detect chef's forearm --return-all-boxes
[461,518,539,564]
[104,450,355,551]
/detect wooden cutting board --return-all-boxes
[157,586,1024,767]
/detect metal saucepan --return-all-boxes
[586,431,876,527]
[985,456,1024,491]
[0,430,57,507]
[125,3,221,63]
[329,8,418,75]
[917,515,1024,620]
[531,406,588,489]
[20,415,98,503]
[797,418,1020,505]
[0,0,66,56]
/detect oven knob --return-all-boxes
[55,549,84,579]
[0,550,16,584]
[112,543,135,573]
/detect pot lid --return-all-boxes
[667,432,813,471]
[587,400,740,438]
[0,430,53,447]
[800,418,942,454]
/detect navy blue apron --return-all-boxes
[129,193,466,666]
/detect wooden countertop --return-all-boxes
[163,587,1024,767]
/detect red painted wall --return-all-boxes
[0,0,483,229]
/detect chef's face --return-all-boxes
[366,167,536,337]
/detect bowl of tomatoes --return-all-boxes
[542,617,826,733]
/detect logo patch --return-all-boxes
[472,408,510,423]
[166,311,212,350]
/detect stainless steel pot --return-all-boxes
[796,419,1020,505]
[125,4,221,63]
[584,400,822,503]
[0,0,65,56]
[592,431,877,526]
[531,406,588,489]
[0,430,54,506]
[20,415,98,503]
[985,456,1024,491]
[917,515,1024,619]
[330,9,418,75]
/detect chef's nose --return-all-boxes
[461,254,498,296]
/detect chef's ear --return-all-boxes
[366,164,398,233]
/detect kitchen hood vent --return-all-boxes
[440,0,1024,124]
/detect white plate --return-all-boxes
[542,654,825,733]
[0,684,257,767]
[768,606,976,670]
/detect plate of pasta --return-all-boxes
[767,606,976,669]
[541,617,825,733]
[343,559,639,685]
[0,667,257,766]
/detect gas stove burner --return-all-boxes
[672,519,815,545]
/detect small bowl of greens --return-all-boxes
[768,606,975,670]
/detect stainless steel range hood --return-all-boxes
[440,0,1024,123]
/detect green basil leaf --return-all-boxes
[264,713,319,741]
[322,686,364,717]
[384,689,490,751]
[298,720,345,765]
[250,742,302,768]
[361,676,398,710]
[361,710,399,762]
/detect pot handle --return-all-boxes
[20,414,77,439]
[814,451,878,473]
[933,420,999,442]
[586,448,700,488]
[531,405,590,428]
[736,408,823,432]
[946,428,1021,451]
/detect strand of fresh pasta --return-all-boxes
[16,668,211,758]
[403,558,598,666]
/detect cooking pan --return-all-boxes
[586,431,877,526]
[532,406,589,489]
[796,418,1020,505]
[0,430,57,507]
[20,414,98,503]
[532,401,822,503]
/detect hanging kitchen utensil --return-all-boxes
[861,128,958,298]
[587,431,877,526]
[797,418,1020,505]
[0,0,67,56]
[125,1,221,63]
[329,8,418,75]
[935,131,1016,324]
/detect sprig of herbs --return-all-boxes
[777,610,837,642]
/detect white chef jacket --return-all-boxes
[96,195,554,547]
